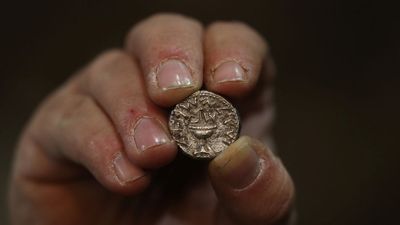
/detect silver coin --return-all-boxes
[169,90,240,159]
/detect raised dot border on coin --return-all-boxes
[169,90,240,160]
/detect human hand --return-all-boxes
[9,14,295,225]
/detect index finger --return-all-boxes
[125,13,204,107]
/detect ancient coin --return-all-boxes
[169,90,240,159]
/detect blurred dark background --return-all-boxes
[1,0,399,224]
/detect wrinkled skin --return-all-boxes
[9,14,295,225]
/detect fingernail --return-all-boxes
[156,59,193,90]
[213,61,246,83]
[134,117,170,151]
[113,153,145,184]
[213,137,260,189]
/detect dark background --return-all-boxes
[1,0,399,224]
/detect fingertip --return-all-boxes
[105,152,151,195]
[125,13,203,51]
[141,41,203,107]
[144,56,203,106]
[125,13,204,107]
[85,150,151,196]
[127,141,178,169]
[209,136,261,189]
[209,135,294,195]
[204,21,268,98]
[209,136,295,224]
[205,61,254,98]
[124,115,178,169]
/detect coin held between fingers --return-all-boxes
[169,90,240,159]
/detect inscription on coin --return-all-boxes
[169,90,240,159]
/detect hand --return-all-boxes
[9,14,295,225]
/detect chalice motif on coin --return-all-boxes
[169,90,240,159]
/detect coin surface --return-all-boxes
[169,90,240,159]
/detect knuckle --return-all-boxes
[208,20,256,35]
[99,48,129,61]
[148,13,196,22]
[85,49,130,90]
[126,13,202,47]
[208,20,249,30]
[207,21,269,52]
[57,95,89,127]
[90,49,129,71]
[140,13,201,30]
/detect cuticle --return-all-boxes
[132,115,172,150]
[123,173,149,184]
[211,59,249,82]
[110,152,149,185]
[152,57,196,89]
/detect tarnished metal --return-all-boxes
[169,90,240,159]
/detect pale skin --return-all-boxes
[8,14,295,225]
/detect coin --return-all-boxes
[169,90,240,159]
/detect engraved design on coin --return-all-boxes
[169,90,240,159]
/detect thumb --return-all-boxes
[208,136,295,225]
